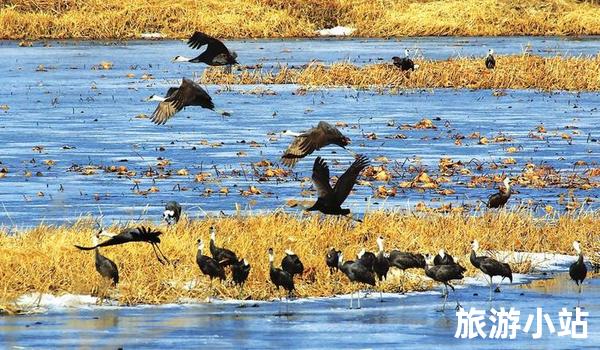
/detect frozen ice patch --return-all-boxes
[316,26,356,36]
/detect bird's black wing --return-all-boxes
[165,87,179,98]
[311,156,333,198]
[150,79,195,125]
[281,124,322,167]
[333,155,369,206]
[187,31,229,56]
[184,78,214,109]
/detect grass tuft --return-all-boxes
[2,0,600,39]
[0,210,596,307]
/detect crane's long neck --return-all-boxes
[174,56,192,62]
[377,240,384,253]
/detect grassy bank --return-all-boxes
[2,0,600,39]
[201,55,600,91]
[0,211,597,311]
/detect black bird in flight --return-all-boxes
[281,121,351,167]
[173,31,238,66]
[148,78,214,125]
[75,226,169,265]
[306,155,370,218]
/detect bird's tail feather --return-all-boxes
[74,244,96,251]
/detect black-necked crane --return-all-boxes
[75,226,169,264]
[423,255,466,311]
[470,240,513,301]
[209,226,238,267]
[281,249,304,278]
[173,31,238,66]
[231,258,251,299]
[373,236,390,302]
[338,251,376,309]
[392,49,418,71]
[388,249,426,292]
[434,249,455,266]
[196,239,226,301]
[487,177,511,209]
[326,247,341,274]
[79,230,119,287]
[306,155,370,219]
[485,49,496,69]
[281,121,351,167]
[163,201,182,225]
[147,78,214,125]
[268,248,295,315]
[569,240,587,295]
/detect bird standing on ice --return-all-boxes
[569,240,587,295]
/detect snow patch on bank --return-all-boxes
[316,26,355,36]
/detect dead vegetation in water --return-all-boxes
[201,55,600,91]
[0,211,596,307]
[2,0,600,39]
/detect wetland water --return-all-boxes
[0,38,599,227]
[0,38,598,349]
[0,273,597,349]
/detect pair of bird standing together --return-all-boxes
[325,237,511,311]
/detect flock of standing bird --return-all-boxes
[73,32,588,312]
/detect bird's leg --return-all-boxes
[349,291,353,309]
[357,289,361,309]
[442,292,448,312]
[489,280,493,302]
[208,278,213,303]
[154,243,170,265]
[151,244,167,265]
[343,147,357,157]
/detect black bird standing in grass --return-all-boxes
[280,121,351,167]
[434,249,455,266]
[357,248,376,272]
[373,236,390,302]
[75,226,169,264]
[485,49,496,69]
[423,255,466,311]
[163,201,182,226]
[487,177,511,209]
[281,249,304,278]
[392,49,418,71]
[209,226,238,267]
[231,258,251,299]
[306,155,370,219]
[470,240,513,301]
[196,239,226,301]
[388,249,425,292]
[173,31,238,66]
[148,78,215,125]
[326,247,341,274]
[81,231,119,286]
[268,248,295,315]
[569,240,587,295]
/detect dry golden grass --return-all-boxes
[202,55,600,91]
[0,210,597,309]
[2,0,600,39]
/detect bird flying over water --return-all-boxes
[306,155,370,217]
[281,121,351,167]
[173,31,238,66]
[148,78,214,125]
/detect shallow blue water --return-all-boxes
[0,39,599,227]
[0,273,597,349]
